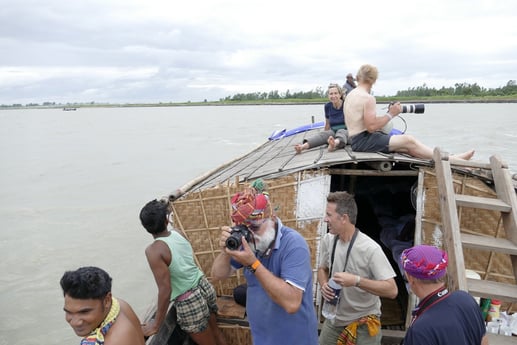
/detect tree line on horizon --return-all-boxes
[3,80,516,108]
[222,80,517,101]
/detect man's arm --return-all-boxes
[317,265,335,302]
[142,241,172,337]
[363,96,400,133]
[211,226,236,281]
[317,265,329,287]
[211,251,234,281]
[252,258,303,314]
[333,272,398,299]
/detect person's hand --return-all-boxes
[219,226,232,250]
[141,320,159,337]
[224,236,257,267]
[332,272,356,287]
[320,280,336,302]
[388,101,402,117]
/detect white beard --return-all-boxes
[253,223,276,254]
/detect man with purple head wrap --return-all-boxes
[400,245,488,345]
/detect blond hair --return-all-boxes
[356,64,379,85]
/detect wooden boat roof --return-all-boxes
[173,127,435,196]
[170,125,516,200]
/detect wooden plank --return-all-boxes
[449,160,493,170]
[455,194,511,212]
[491,155,517,244]
[216,296,246,319]
[490,155,517,281]
[328,168,419,176]
[461,233,517,255]
[146,306,181,345]
[381,329,406,344]
[486,333,517,345]
[433,147,468,291]
[467,278,517,302]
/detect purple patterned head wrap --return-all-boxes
[400,245,448,280]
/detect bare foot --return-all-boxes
[453,149,475,160]
[327,136,338,152]
[294,144,303,154]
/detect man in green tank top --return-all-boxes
[139,199,227,345]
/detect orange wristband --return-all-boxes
[248,259,261,273]
[251,260,261,270]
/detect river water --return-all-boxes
[0,103,516,344]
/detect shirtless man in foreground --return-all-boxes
[61,266,145,345]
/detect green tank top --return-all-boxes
[156,231,203,301]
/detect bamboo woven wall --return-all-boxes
[170,172,323,296]
[169,171,327,345]
[420,167,516,311]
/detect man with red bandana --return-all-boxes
[211,179,318,345]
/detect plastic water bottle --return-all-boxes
[321,279,342,320]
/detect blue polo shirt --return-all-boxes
[231,219,318,345]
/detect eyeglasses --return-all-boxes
[328,83,340,88]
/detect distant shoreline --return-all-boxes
[2,97,517,110]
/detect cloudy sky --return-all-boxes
[1,0,516,105]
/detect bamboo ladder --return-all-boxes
[433,147,517,302]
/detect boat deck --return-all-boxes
[172,127,437,198]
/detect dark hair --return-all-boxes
[140,199,168,234]
[326,191,358,224]
[60,266,112,299]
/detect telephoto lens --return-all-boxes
[401,104,425,114]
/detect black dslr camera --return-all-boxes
[225,224,253,250]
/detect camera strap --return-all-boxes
[409,286,449,326]
[329,228,359,276]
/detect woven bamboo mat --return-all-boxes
[420,167,516,312]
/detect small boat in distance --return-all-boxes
[62,107,77,111]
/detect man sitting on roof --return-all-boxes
[344,64,475,162]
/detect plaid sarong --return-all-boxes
[174,276,218,333]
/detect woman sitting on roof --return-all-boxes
[344,64,475,162]
[294,83,348,154]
